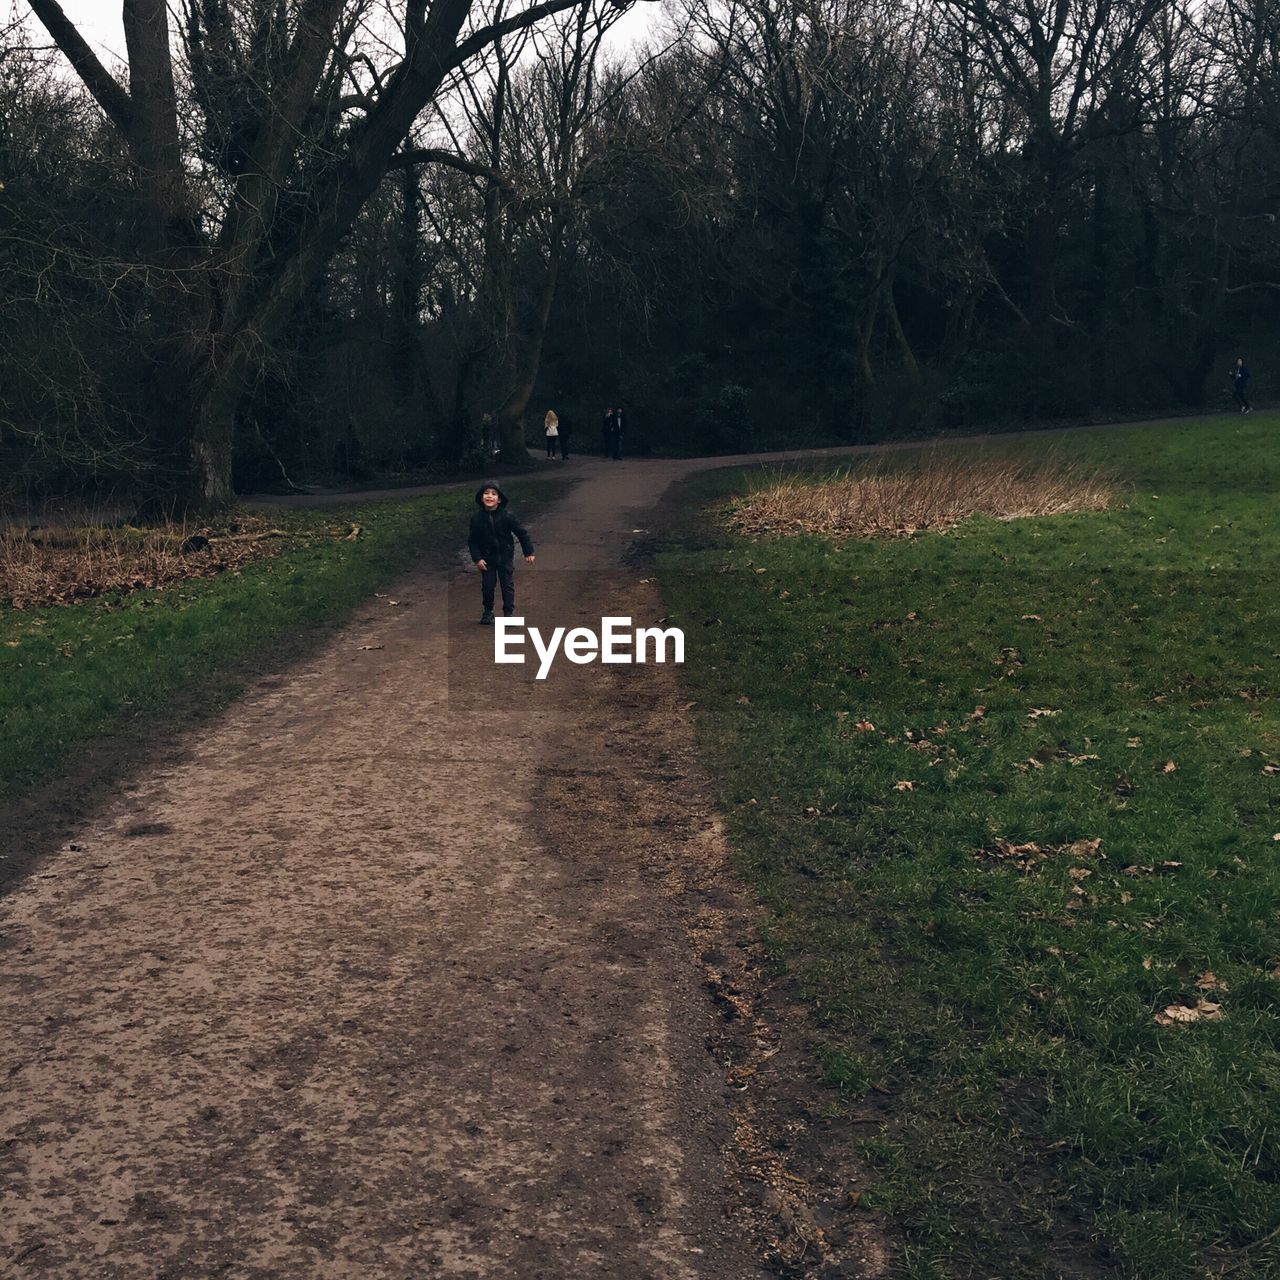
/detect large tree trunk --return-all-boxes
[494,226,564,462]
[1026,182,1060,339]
[882,264,919,378]
[188,361,248,511]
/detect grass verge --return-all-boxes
[656,417,1280,1279]
[0,481,554,809]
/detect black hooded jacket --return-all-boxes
[468,483,535,566]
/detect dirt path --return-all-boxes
[1,455,894,1279]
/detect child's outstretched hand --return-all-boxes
[525,554,535,563]
[476,559,488,570]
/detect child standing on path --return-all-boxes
[544,410,560,458]
[468,483,535,625]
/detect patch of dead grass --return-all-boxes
[0,513,303,608]
[726,450,1118,541]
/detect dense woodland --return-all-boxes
[3,0,1280,509]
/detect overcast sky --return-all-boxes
[43,1,127,61]
[38,1,659,66]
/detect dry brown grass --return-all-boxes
[0,513,295,609]
[725,450,1118,541]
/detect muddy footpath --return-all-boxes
[1,452,891,1278]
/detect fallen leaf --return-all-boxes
[1196,971,1229,992]
[976,839,1044,870]
[1067,753,1100,765]
[1020,614,1042,621]
[357,644,384,651]
[1155,999,1222,1026]
[855,720,876,732]
[970,706,987,719]
[1159,760,1177,773]
[736,695,751,705]
[1063,838,1102,859]
[1127,737,1142,748]
[1028,707,1060,718]
[1142,956,1153,970]
[894,780,915,791]
[1264,764,1280,776]
[1068,866,1092,880]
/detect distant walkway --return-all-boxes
[244,414,1192,512]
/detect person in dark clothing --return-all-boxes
[1232,357,1252,413]
[610,407,625,460]
[602,408,614,456]
[558,412,572,460]
[467,483,535,624]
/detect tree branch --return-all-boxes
[26,0,135,138]
[447,0,622,73]
[389,147,518,191]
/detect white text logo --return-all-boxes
[494,616,685,679]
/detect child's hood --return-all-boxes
[475,482,509,508]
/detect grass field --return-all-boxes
[657,417,1280,1278]
[0,482,551,807]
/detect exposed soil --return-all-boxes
[0,452,896,1278]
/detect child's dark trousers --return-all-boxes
[481,563,516,615]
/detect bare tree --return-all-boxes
[392,0,637,459]
[24,0,618,509]
[934,0,1167,335]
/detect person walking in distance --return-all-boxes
[601,407,614,457]
[1232,357,1253,413]
[468,483,535,625]
[557,411,572,460]
[544,410,560,458]
[610,406,625,460]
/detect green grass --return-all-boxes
[0,483,550,806]
[656,416,1280,1278]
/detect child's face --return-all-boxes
[481,488,500,509]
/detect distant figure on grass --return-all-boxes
[610,406,626,460]
[468,483,535,626]
[544,410,560,458]
[1232,357,1252,413]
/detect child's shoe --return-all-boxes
[480,609,494,625]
